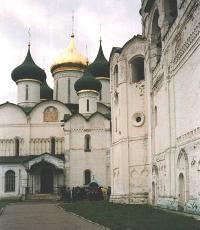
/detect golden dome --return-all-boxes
[51,34,89,74]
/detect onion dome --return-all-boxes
[88,40,109,79]
[11,46,46,83]
[51,34,88,75]
[40,80,53,101]
[74,68,102,93]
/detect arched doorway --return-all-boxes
[84,169,91,185]
[178,173,185,211]
[41,168,53,193]
[152,182,156,205]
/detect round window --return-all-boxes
[133,112,145,127]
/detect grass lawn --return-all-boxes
[0,199,18,210]
[61,200,200,230]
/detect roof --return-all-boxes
[0,153,65,164]
[109,35,144,61]
[51,34,88,74]
[11,46,46,83]
[74,68,102,92]
[40,80,53,100]
[62,111,111,122]
[88,41,110,79]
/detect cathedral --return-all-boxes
[0,32,111,198]
[110,0,200,215]
[0,0,200,216]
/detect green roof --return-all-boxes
[11,46,46,83]
[40,80,53,100]
[88,41,109,79]
[0,153,65,164]
[74,68,102,92]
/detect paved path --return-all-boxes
[0,202,106,230]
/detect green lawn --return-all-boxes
[0,199,18,210]
[61,201,200,230]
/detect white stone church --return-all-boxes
[0,33,111,198]
[1,0,200,216]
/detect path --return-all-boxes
[0,202,106,230]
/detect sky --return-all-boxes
[0,0,142,103]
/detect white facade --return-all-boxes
[110,0,200,215]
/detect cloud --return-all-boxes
[0,0,141,103]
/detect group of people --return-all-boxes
[60,185,111,203]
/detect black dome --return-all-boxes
[74,68,102,92]
[88,41,109,79]
[40,80,53,100]
[11,46,46,83]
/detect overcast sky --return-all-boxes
[0,0,142,103]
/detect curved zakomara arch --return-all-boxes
[64,111,110,123]
[0,100,72,118]
[0,102,27,124]
[0,102,27,116]
[28,100,72,116]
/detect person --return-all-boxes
[66,187,71,202]
[107,186,111,201]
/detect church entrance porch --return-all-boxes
[24,153,65,196]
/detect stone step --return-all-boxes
[27,193,57,201]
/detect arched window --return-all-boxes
[43,106,58,122]
[84,169,91,185]
[25,84,29,101]
[164,0,178,29]
[131,57,145,83]
[5,170,15,192]
[84,134,91,152]
[114,65,118,88]
[151,9,162,68]
[51,137,56,155]
[87,99,89,112]
[15,138,19,156]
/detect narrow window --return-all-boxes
[155,106,158,127]
[56,80,58,100]
[25,84,29,101]
[87,99,89,112]
[115,117,117,132]
[5,170,15,192]
[84,134,91,152]
[99,90,102,101]
[84,169,91,185]
[15,138,19,156]
[68,78,71,103]
[51,137,55,154]
[114,65,118,88]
